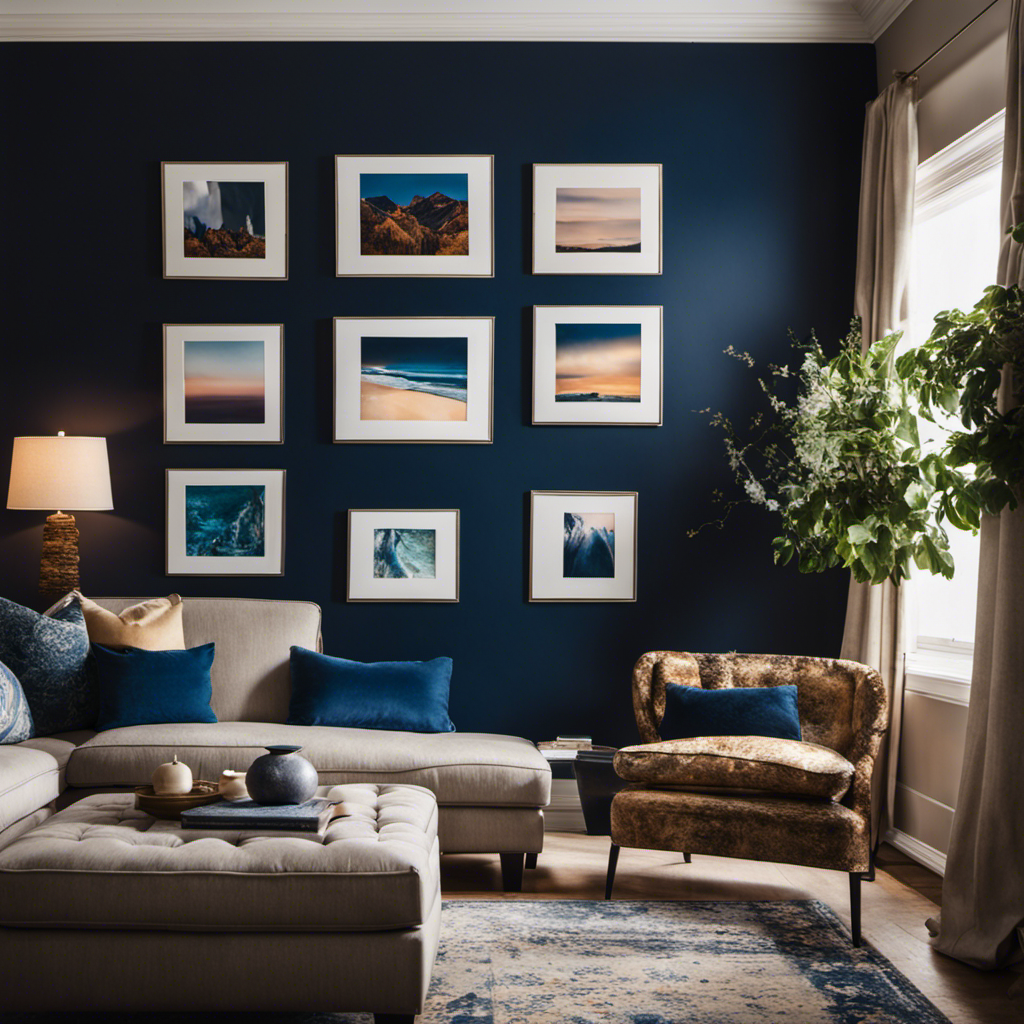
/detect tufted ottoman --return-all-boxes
[0,784,440,1021]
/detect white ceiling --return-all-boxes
[0,1,915,43]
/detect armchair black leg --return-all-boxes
[605,842,620,900]
[500,852,525,892]
[683,852,692,864]
[849,872,862,947]
[525,852,538,869]
[374,1015,415,1023]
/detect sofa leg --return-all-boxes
[500,852,525,892]
[605,842,620,900]
[849,872,862,947]
[683,852,692,864]
[374,1015,415,1023]
[525,852,538,870]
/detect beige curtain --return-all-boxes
[928,0,1024,972]
[841,77,918,846]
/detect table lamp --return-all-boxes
[6,433,114,596]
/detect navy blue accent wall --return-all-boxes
[0,42,876,746]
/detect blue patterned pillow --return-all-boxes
[0,595,94,735]
[0,659,34,743]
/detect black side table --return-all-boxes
[572,747,628,837]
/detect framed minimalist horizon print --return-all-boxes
[162,162,288,279]
[533,306,662,425]
[348,509,459,602]
[532,164,662,275]
[164,324,283,443]
[530,491,637,602]
[336,155,493,277]
[167,469,284,576]
[334,317,493,443]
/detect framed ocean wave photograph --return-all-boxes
[532,164,662,275]
[533,306,663,425]
[333,317,493,443]
[162,162,288,279]
[348,509,459,602]
[336,155,493,277]
[166,469,284,576]
[530,491,637,602]
[164,324,283,443]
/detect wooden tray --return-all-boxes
[134,781,221,820]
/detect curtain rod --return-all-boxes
[895,0,1003,80]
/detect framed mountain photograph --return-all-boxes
[166,469,285,576]
[334,317,493,443]
[335,155,493,277]
[529,491,637,602]
[532,164,662,275]
[347,509,459,602]
[164,324,283,443]
[162,162,288,279]
[533,306,663,425]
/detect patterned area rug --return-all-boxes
[9,900,950,1024]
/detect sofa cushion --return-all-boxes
[0,660,33,744]
[0,745,61,831]
[78,592,185,650]
[614,736,855,800]
[65,722,552,807]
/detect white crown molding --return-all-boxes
[851,0,915,41]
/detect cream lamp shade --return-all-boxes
[7,434,114,511]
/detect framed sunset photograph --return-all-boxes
[166,469,284,576]
[530,491,637,602]
[533,306,663,425]
[532,164,662,274]
[164,324,283,443]
[334,317,493,443]
[162,162,288,279]
[348,509,459,602]
[336,155,493,276]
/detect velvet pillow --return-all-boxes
[288,647,455,734]
[0,594,94,734]
[659,683,802,742]
[0,659,34,744]
[92,643,218,732]
[77,592,186,650]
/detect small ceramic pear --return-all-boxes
[152,755,193,795]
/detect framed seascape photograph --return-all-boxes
[336,155,493,277]
[533,306,663,425]
[164,324,283,443]
[347,509,459,602]
[162,162,288,279]
[334,317,493,443]
[166,469,284,576]
[530,491,637,602]
[532,164,662,275]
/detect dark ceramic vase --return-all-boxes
[245,745,318,805]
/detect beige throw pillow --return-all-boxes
[77,593,186,650]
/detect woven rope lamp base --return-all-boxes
[39,512,80,597]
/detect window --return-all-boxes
[904,109,1005,686]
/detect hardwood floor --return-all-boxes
[440,833,1022,1024]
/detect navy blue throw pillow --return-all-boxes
[93,643,218,732]
[660,683,802,742]
[288,647,455,734]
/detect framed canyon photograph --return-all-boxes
[162,162,288,279]
[334,317,494,443]
[529,491,637,602]
[532,164,662,275]
[335,155,493,277]
[533,306,663,425]
[166,469,285,576]
[347,509,459,602]
[164,324,283,443]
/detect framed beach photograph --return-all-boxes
[532,164,662,275]
[336,155,493,277]
[166,469,284,576]
[334,317,493,443]
[533,306,663,425]
[164,324,283,443]
[162,162,288,279]
[347,509,459,602]
[530,491,637,602]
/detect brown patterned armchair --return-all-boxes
[607,652,888,945]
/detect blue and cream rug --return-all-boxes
[10,900,950,1023]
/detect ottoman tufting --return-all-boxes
[0,784,441,1021]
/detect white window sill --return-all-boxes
[904,649,974,706]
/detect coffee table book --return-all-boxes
[181,797,338,832]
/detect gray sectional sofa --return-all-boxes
[0,597,551,889]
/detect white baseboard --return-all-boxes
[884,827,947,876]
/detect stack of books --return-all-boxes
[537,736,593,761]
[180,798,342,834]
